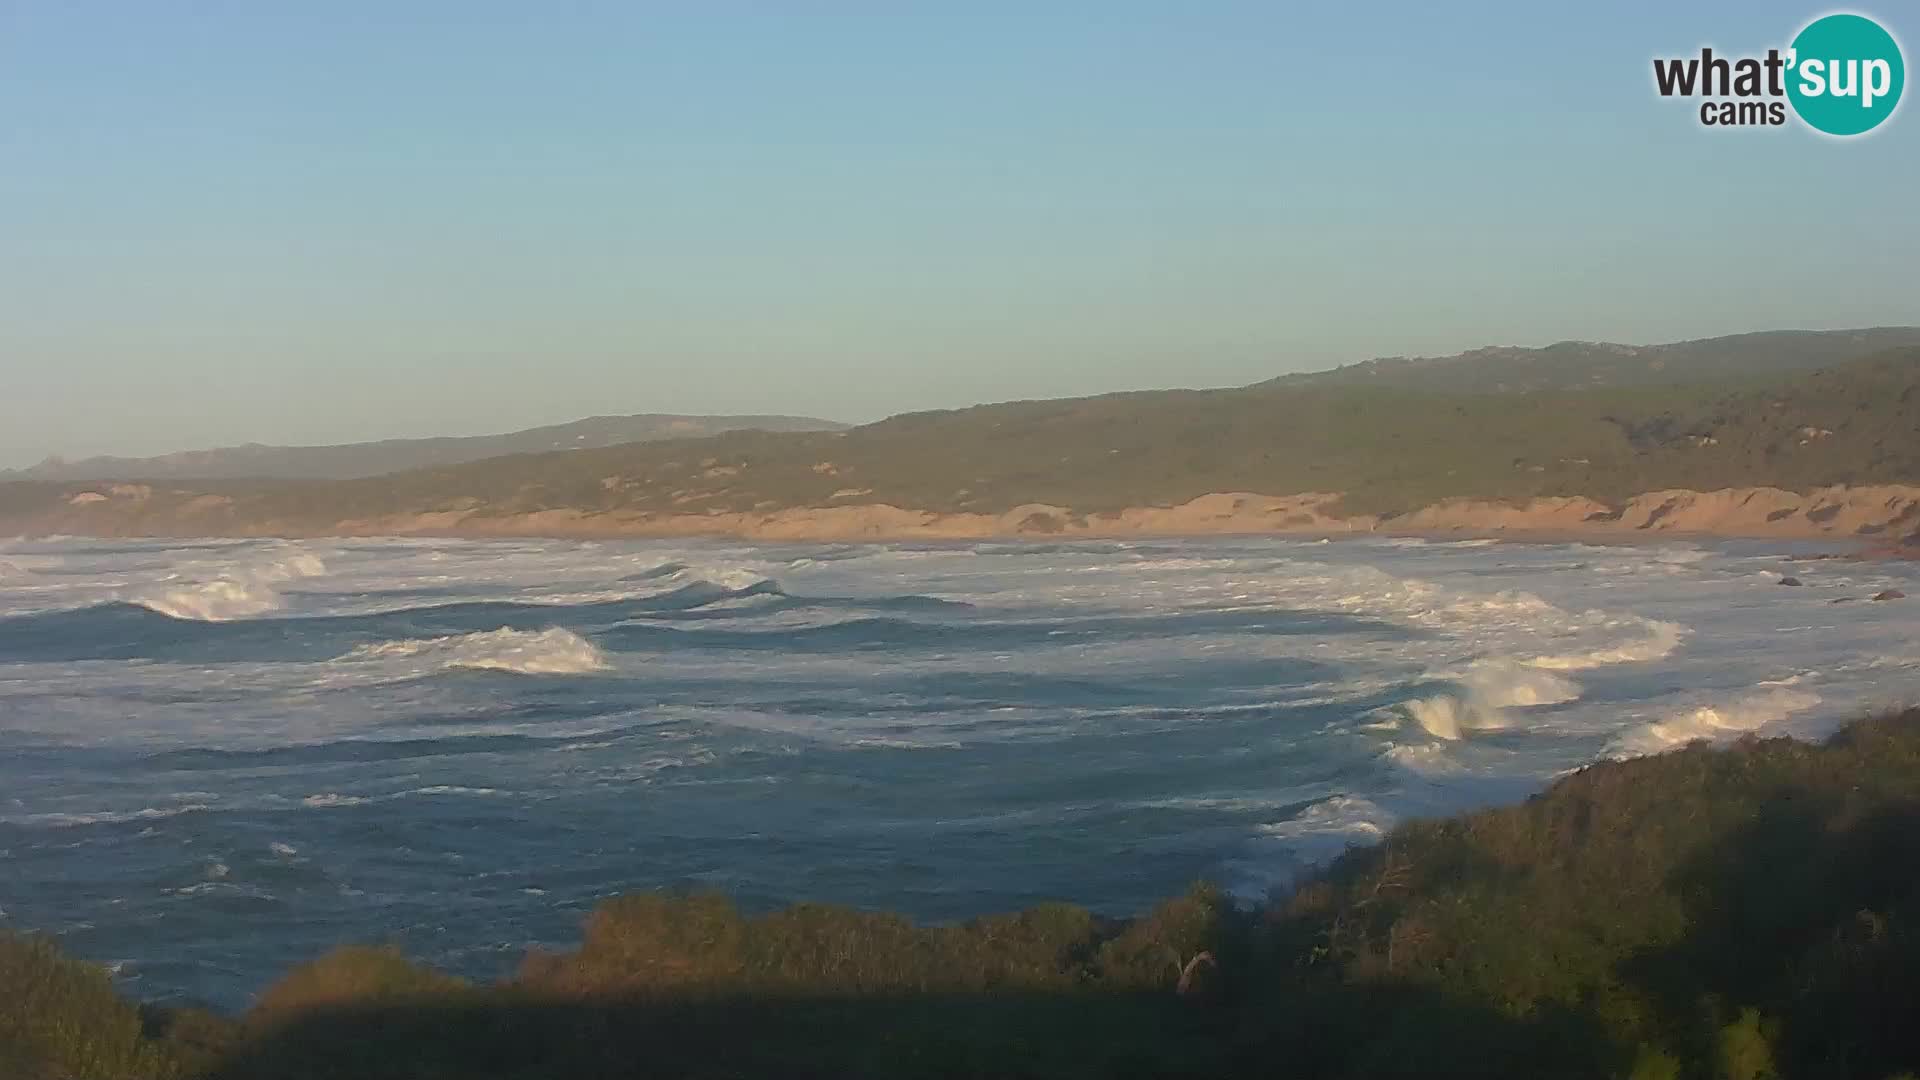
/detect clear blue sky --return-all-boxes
[2,2,1915,467]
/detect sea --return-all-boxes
[1,533,1916,1010]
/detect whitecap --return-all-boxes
[1399,660,1582,740]
[849,737,964,750]
[670,564,774,592]
[129,548,327,620]
[1524,617,1686,671]
[1384,742,1467,776]
[338,626,608,676]
[1605,685,1823,759]
[1226,795,1396,899]
[3,804,211,827]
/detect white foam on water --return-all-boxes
[1525,617,1687,671]
[1191,561,1693,679]
[338,627,608,676]
[1399,660,1583,740]
[850,736,964,750]
[166,881,276,902]
[672,564,773,592]
[129,548,327,620]
[1402,696,1473,740]
[300,786,505,809]
[1227,795,1396,899]
[1121,791,1325,814]
[1606,685,1824,759]
[2,804,212,827]
[1655,546,1711,564]
[1384,742,1467,776]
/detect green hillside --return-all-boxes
[1,341,1916,534]
[1268,327,1920,394]
[221,344,1920,522]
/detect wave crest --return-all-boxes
[340,626,608,675]
[130,549,327,621]
[1402,660,1582,740]
[1606,685,1821,758]
[1525,617,1686,671]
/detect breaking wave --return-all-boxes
[1606,685,1823,758]
[129,549,327,621]
[1401,660,1583,740]
[339,626,609,675]
[1525,617,1687,671]
[672,564,773,592]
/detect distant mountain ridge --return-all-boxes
[5,327,1919,544]
[4,413,847,482]
[15,329,1915,484]
[1265,327,1920,394]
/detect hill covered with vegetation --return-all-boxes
[9,709,1920,1079]
[1267,327,1920,395]
[1,333,1917,537]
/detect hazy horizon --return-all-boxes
[5,2,1917,468]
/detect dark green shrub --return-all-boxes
[0,932,194,1079]
[250,945,468,1019]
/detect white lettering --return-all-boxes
[1800,57,1827,96]
[1863,59,1891,108]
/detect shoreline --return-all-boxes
[10,483,1918,554]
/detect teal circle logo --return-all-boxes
[1786,13,1905,136]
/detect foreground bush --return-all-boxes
[1258,707,1920,1078]
[249,946,470,1019]
[515,887,1218,999]
[8,709,1920,1078]
[0,932,209,1079]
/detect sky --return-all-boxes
[2,2,1916,467]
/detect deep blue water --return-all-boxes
[1,534,1916,1009]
